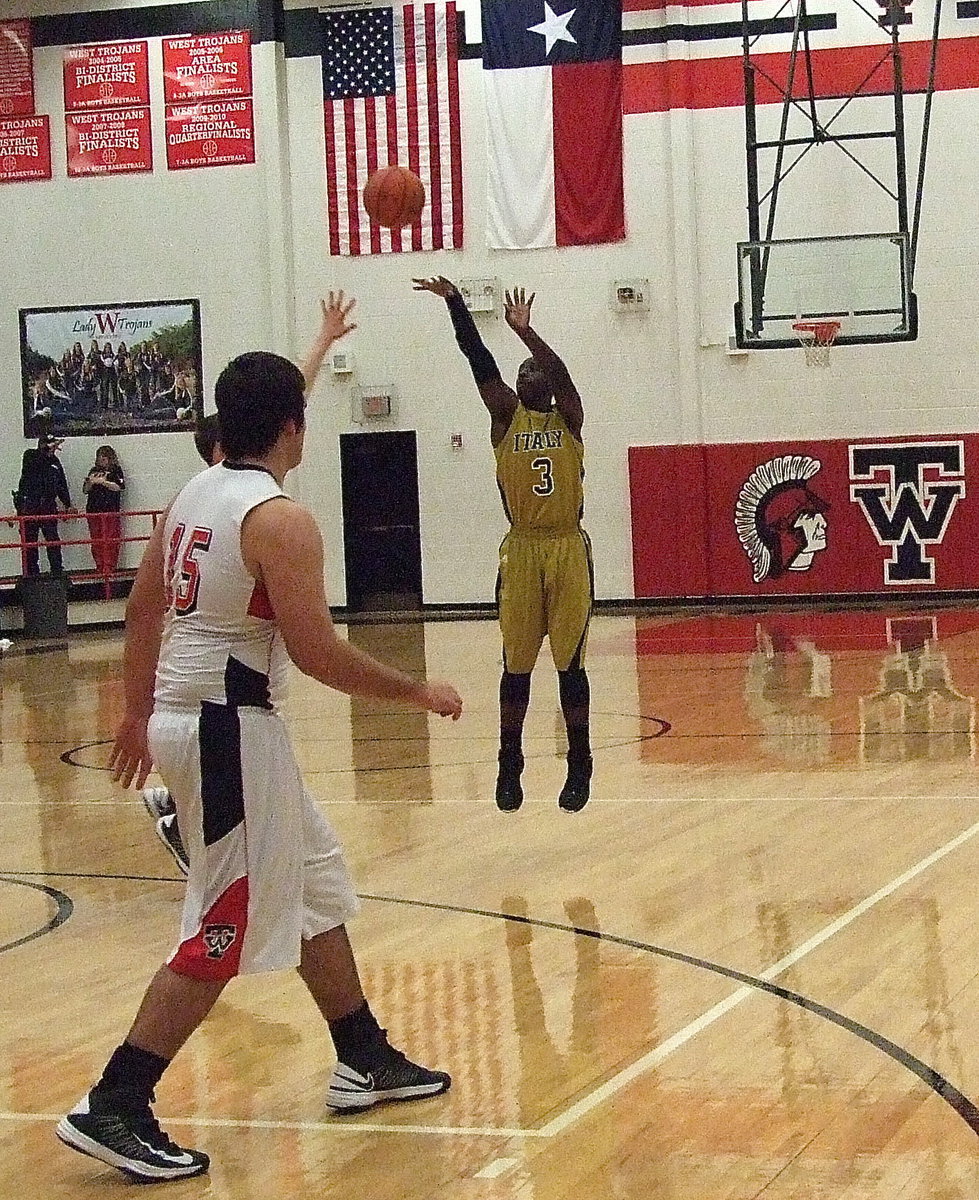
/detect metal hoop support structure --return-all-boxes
[791,320,842,367]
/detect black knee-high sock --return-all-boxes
[558,668,591,761]
[499,671,531,763]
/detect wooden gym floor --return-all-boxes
[3,606,979,1199]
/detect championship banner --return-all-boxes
[66,107,152,176]
[165,98,255,170]
[162,31,252,103]
[630,435,979,598]
[0,114,50,183]
[0,20,34,117]
[63,41,149,111]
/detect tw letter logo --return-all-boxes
[849,443,965,585]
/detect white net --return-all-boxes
[793,321,841,368]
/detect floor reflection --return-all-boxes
[346,623,434,804]
[636,608,979,769]
[860,618,974,763]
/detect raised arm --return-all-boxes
[412,276,518,446]
[504,287,584,440]
[301,291,357,395]
[109,509,170,788]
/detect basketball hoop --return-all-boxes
[791,320,841,368]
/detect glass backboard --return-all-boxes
[734,232,916,349]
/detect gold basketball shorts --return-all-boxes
[496,527,594,674]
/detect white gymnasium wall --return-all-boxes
[285,44,680,605]
[1,0,281,578]
[678,2,979,447]
[3,0,978,599]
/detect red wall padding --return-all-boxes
[629,435,979,598]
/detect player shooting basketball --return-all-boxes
[413,277,593,812]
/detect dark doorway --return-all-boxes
[339,430,422,612]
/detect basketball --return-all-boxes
[362,165,426,229]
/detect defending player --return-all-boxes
[58,309,462,1182]
[142,298,353,875]
[413,277,593,812]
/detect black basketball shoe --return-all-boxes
[141,786,175,821]
[155,814,190,876]
[56,1089,209,1182]
[143,787,189,875]
[558,754,593,813]
[495,751,525,812]
[326,1043,451,1111]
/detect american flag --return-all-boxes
[322,3,463,256]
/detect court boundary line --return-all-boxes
[0,877,73,954]
[365,815,979,1140]
[0,1110,543,1137]
[4,792,979,811]
[6,820,979,1140]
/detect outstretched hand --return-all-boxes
[504,286,535,333]
[412,275,458,299]
[318,291,357,345]
[421,680,463,720]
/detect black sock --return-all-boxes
[92,1042,169,1104]
[567,727,591,762]
[328,1001,386,1069]
[500,731,523,762]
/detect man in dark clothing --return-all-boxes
[15,435,75,575]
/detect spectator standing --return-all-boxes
[83,445,126,577]
[15,434,74,576]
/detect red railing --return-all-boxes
[0,508,165,600]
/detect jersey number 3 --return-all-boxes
[531,456,554,497]
[166,523,213,615]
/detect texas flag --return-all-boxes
[482,0,624,249]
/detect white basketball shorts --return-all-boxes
[148,704,360,980]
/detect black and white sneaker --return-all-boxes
[326,1045,451,1111]
[142,786,175,821]
[56,1090,209,1182]
[143,788,189,875]
[155,814,190,876]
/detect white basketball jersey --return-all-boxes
[154,463,289,712]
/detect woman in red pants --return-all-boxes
[83,445,126,577]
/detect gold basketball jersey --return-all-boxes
[494,405,584,533]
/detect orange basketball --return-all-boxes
[362,165,426,229]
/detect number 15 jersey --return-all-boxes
[155,462,289,713]
[494,405,584,533]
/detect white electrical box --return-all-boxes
[352,385,397,425]
[610,278,650,312]
[458,278,500,314]
[330,348,355,375]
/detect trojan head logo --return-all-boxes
[203,923,237,959]
[735,456,830,583]
[849,442,965,585]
